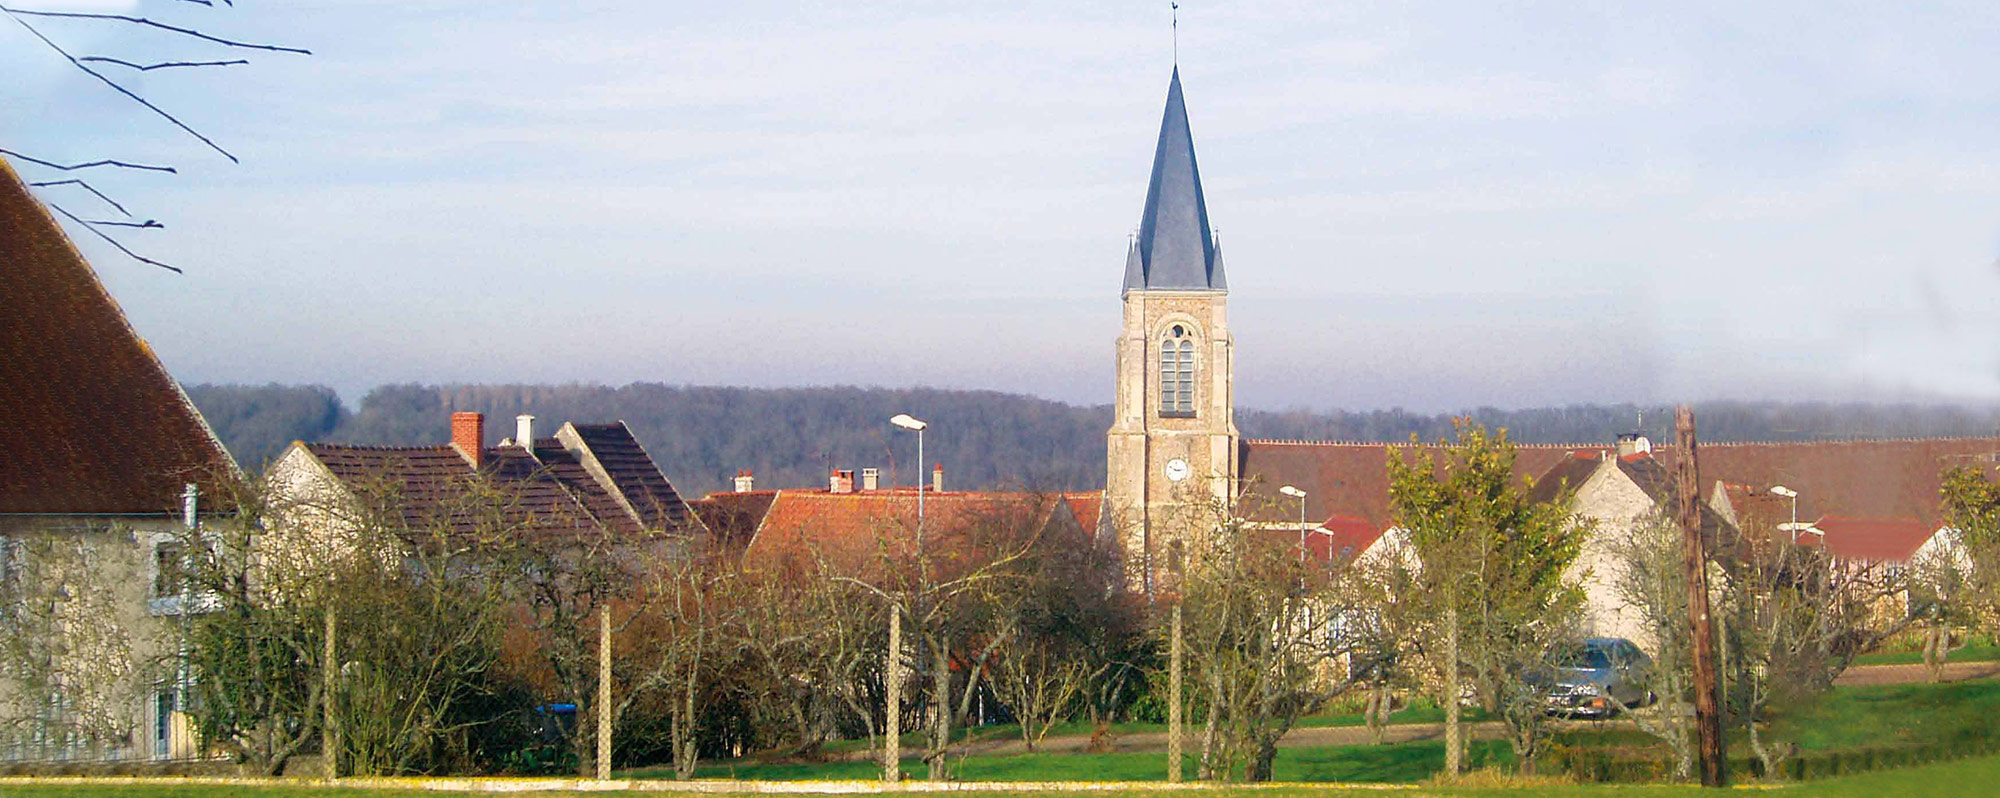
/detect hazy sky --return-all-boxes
[7,1,2000,412]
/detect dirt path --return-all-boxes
[825,661,1993,762]
[1833,659,2000,686]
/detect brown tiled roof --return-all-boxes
[1526,452,1603,505]
[566,423,688,529]
[687,490,779,550]
[1238,439,1581,530]
[1243,436,2000,547]
[0,158,235,514]
[530,440,644,536]
[1651,438,2000,527]
[302,442,609,537]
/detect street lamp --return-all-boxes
[890,414,928,544]
[1279,485,1308,561]
[1770,485,1799,542]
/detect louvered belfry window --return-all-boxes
[1160,325,1196,418]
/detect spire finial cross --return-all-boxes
[1172,3,1179,65]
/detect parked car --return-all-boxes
[1537,637,1653,718]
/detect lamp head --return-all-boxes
[1769,485,1798,499]
[1278,485,1307,499]
[890,414,928,431]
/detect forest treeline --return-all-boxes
[185,382,2000,498]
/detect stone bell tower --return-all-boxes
[1105,67,1238,592]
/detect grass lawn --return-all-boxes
[5,753,2000,796]
[808,700,1492,756]
[648,679,2000,785]
[668,739,1514,783]
[1772,677,2000,752]
[1851,640,2000,667]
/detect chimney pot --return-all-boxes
[515,414,535,448]
[931,463,944,493]
[451,411,486,468]
[861,467,880,491]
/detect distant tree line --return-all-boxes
[183,383,2000,498]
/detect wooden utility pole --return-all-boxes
[323,607,337,780]
[884,601,902,783]
[596,602,612,780]
[1168,602,1183,782]
[1675,405,1726,787]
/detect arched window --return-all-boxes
[1160,324,1196,417]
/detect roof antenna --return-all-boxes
[1172,3,1179,65]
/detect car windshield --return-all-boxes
[1553,644,1614,669]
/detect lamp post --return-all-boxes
[885,413,927,784]
[890,414,928,543]
[1279,485,1308,561]
[1771,485,1799,542]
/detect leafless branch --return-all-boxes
[46,202,182,273]
[83,218,162,229]
[0,8,310,54]
[81,55,249,70]
[0,12,242,162]
[27,179,131,215]
[1,149,175,174]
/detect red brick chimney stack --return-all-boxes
[452,411,486,468]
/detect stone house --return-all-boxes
[0,157,237,761]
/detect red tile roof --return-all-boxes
[1241,437,2000,546]
[1237,439,1581,530]
[740,490,1078,576]
[1811,515,1937,563]
[0,158,236,514]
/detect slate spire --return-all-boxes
[1125,67,1224,292]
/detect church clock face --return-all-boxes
[1164,458,1191,483]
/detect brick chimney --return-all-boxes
[931,463,944,493]
[451,411,486,468]
[829,469,856,494]
[861,467,880,491]
[733,470,756,493]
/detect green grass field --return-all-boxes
[1851,641,2000,667]
[632,679,2000,785]
[4,752,2000,797]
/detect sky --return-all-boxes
[5,1,2000,413]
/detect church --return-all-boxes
[1099,67,2000,639]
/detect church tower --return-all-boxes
[1106,68,1238,591]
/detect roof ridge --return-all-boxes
[1657,435,2000,447]
[305,442,454,452]
[1243,437,1600,449]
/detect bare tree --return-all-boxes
[1607,511,1698,780]
[1166,487,1369,782]
[2,3,308,272]
[1716,518,1913,778]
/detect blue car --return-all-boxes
[1539,637,1654,718]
